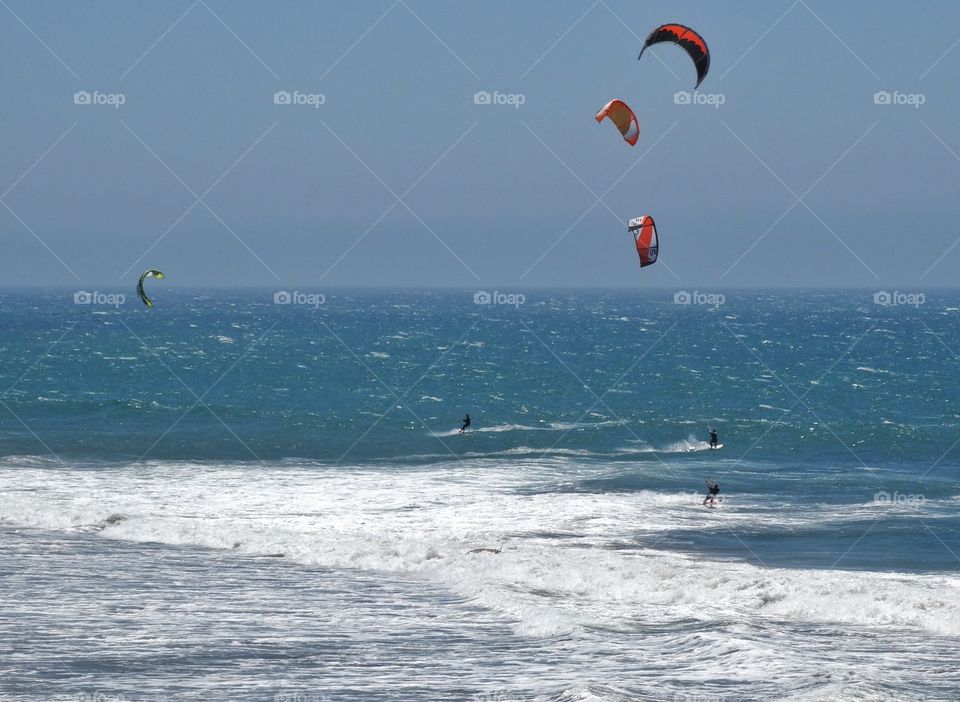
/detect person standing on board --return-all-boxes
[703,478,721,507]
[459,414,471,434]
[709,428,718,449]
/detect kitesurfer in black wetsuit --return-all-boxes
[709,428,718,449]
[459,414,471,434]
[703,478,720,506]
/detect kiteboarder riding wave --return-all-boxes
[459,414,471,434]
[703,478,721,507]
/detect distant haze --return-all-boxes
[2,1,958,288]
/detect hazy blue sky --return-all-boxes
[2,0,959,288]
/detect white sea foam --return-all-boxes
[2,459,958,647]
[429,420,627,437]
[625,434,716,454]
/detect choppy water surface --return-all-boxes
[1,289,959,700]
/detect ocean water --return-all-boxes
[1,288,959,701]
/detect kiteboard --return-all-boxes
[703,497,724,509]
[685,443,723,453]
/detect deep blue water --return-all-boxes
[2,289,960,701]
[3,288,960,467]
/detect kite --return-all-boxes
[639,23,710,89]
[595,99,639,146]
[137,269,165,308]
[628,216,658,268]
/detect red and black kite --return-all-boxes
[638,23,710,89]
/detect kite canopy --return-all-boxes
[639,23,710,89]
[628,216,658,268]
[137,269,165,308]
[595,99,639,146]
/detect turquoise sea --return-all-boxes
[2,288,959,701]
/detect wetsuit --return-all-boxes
[703,480,720,505]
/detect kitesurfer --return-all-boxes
[709,428,718,449]
[459,414,471,434]
[703,478,720,507]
